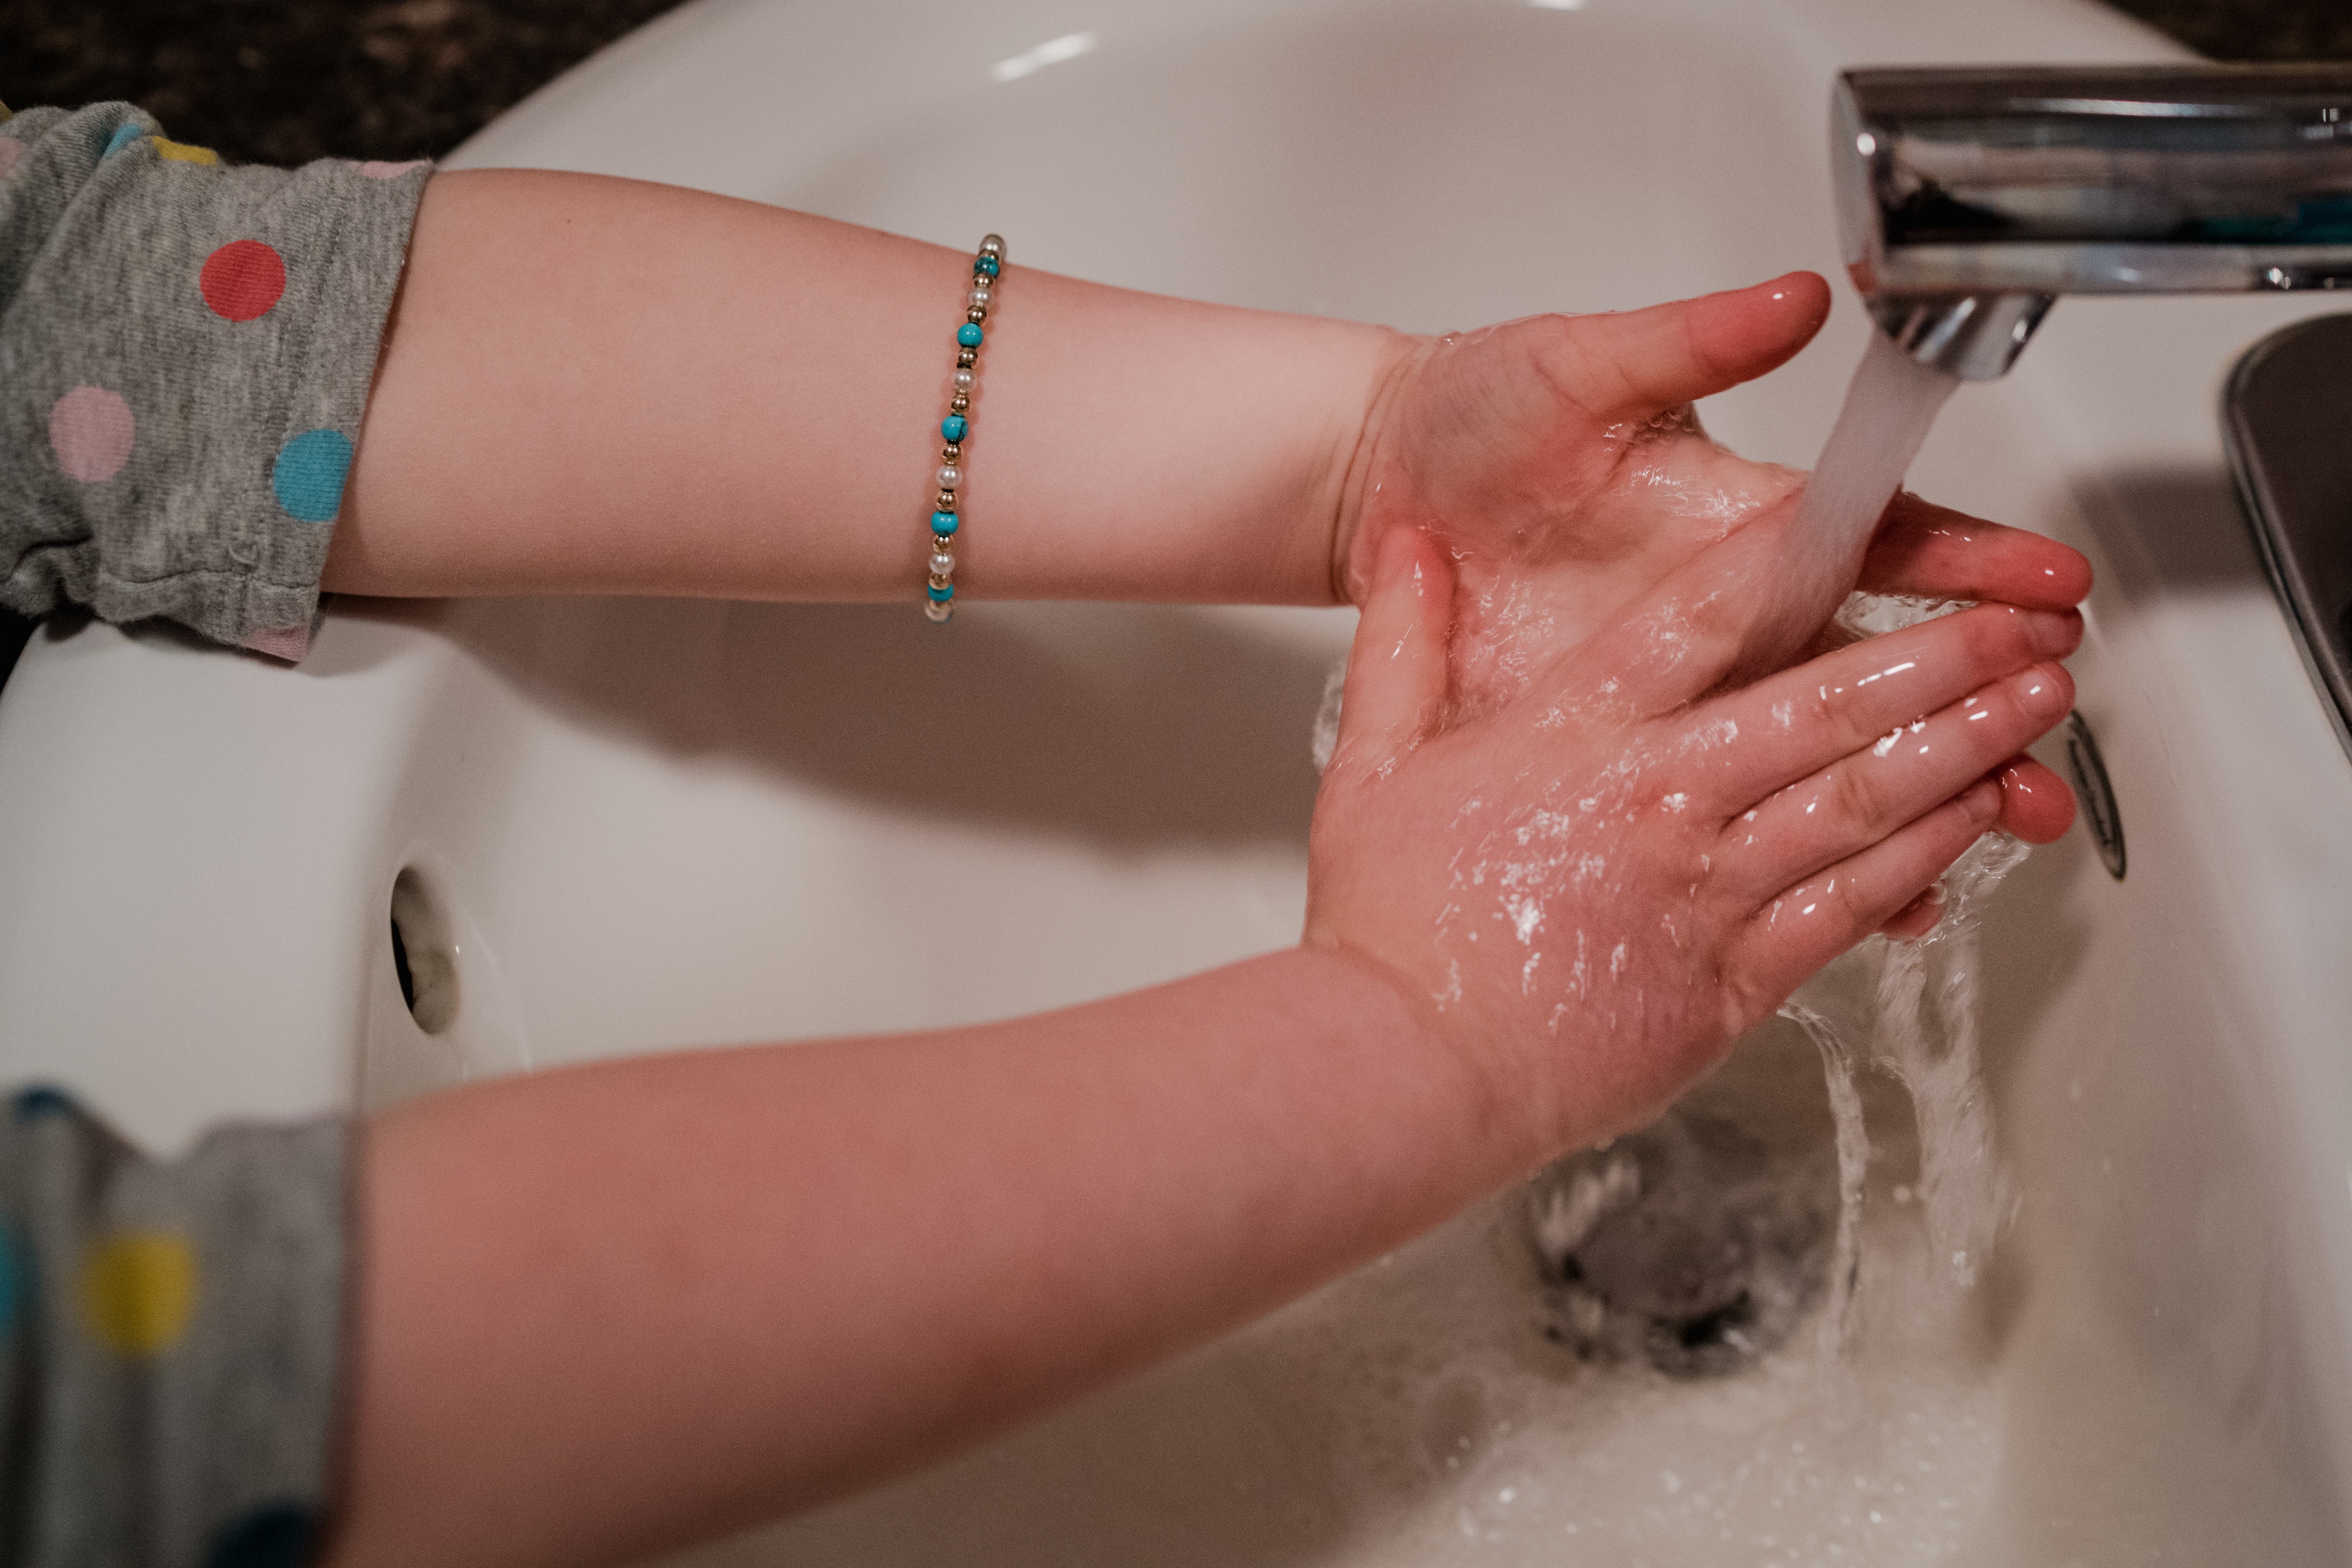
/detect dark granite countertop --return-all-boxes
[0,0,681,164]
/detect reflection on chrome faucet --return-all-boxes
[1834,65,2352,380]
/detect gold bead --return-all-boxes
[937,490,956,509]
[957,349,977,368]
[941,443,961,463]
[929,573,953,590]
[950,393,969,414]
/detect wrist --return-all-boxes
[1321,330,1430,607]
[1292,926,1561,1179]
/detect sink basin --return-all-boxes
[6,0,2352,1560]
[2227,312,2352,765]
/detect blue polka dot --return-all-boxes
[13,1086,74,1122]
[102,123,145,158]
[205,1504,316,1568]
[270,430,353,523]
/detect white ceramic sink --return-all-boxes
[6,0,2352,1560]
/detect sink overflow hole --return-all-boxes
[388,868,460,1034]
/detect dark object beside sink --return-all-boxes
[2225,313,2352,764]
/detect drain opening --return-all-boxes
[388,867,460,1034]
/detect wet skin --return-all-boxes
[1330,271,2088,867]
[1311,275,2090,1149]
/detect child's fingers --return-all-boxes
[1712,661,2073,902]
[1996,754,2077,843]
[1329,526,1453,777]
[1680,601,2081,816]
[1728,777,2005,1014]
[1859,493,2093,611]
[1538,484,2088,726]
[1548,274,1831,423]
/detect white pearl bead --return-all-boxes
[980,234,1005,256]
[953,368,976,392]
[930,550,956,575]
[937,465,961,489]
[968,287,992,309]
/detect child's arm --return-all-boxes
[335,170,2083,841]
[323,523,2079,1568]
[334,172,2087,627]
[331,167,1399,605]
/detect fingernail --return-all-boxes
[1964,775,2002,823]
[2027,608,2081,657]
[2015,661,2071,719]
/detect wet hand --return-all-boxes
[1335,274,2088,844]
[1305,520,2082,1153]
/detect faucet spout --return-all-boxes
[1865,292,2054,381]
[1833,65,2352,380]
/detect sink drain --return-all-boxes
[1525,1107,1835,1378]
[388,867,460,1035]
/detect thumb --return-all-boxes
[1330,526,1454,779]
[1557,272,1830,422]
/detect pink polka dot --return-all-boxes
[242,624,313,662]
[0,142,25,180]
[355,159,429,180]
[49,387,135,483]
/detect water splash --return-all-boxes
[1312,656,1348,773]
[1870,831,2030,1289]
[1777,1001,1869,1356]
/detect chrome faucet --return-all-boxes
[1833,65,2352,380]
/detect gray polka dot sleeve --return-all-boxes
[0,1086,348,1567]
[0,101,428,661]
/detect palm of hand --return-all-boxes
[1349,315,1800,723]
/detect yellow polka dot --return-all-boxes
[152,139,219,166]
[80,1231,198,1356]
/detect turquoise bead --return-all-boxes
[941,414,968,442]
[976,255,1000,278]
[927,583,955,603]
[931,510,958,535]
[957,323,984,348]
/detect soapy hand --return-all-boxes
[1334,273,2088,848]
[1307,513,2082,1152]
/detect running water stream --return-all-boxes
[1743,329,1962,676]
[1760,324,2014,1331]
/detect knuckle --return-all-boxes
[1828,867,1878,932]
[1807,680,1856,750]
[1829,758,1889,834]
[1950,607,2016,673]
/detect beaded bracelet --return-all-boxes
[925,233,1004,623]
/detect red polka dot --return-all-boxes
[199,240,286,322]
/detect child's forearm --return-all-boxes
[325,947,1509,1568]
[330,169,1406,605]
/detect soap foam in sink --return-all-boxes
[1214,1143,2004,1568]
